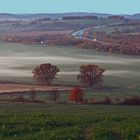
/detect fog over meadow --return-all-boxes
[0,43,140,79]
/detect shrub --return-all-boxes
[95,97,112,105]
[120,96,140,105]
[69,87,84,104]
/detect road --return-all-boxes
[72,22,124,45]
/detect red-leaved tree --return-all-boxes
[69,87,84,104]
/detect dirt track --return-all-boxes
[0,84,73,94]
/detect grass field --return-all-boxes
[91,23,140,34]
[0,16,140,140]
[0,43,140,139]
[0,43,140,100]
[0,18,118,33]
[1,30,73,36]
[0,103,139,140]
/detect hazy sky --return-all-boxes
[0,0,140,14]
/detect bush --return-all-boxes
[95,97,112,105]
[69,87,85,104]
[120,96,140,105]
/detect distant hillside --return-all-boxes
[130,13,140,19]
[0,12,110,21]
[0,12,140,21]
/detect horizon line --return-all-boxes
[0,12,139,15]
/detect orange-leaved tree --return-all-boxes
[77,64,105,88]
[69,87,84,104]
[32,63,60,86]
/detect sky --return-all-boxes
[0,0,140,14]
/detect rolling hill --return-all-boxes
[0,12,140,21]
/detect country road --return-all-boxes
[72,21,124,45]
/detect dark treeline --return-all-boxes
[62,15,98,20]
[0,31,140,56]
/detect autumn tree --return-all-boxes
[69,87,84,104]
[77,64,105,88]
[32,63,60,85]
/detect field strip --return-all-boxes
[0,84,73,94]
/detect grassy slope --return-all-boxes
[0,19,140,140]
[91,23,140,33]
[0,18,117,33]
[0,103,139,140]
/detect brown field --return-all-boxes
[0,84,73,94]
[1,30,73,37]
